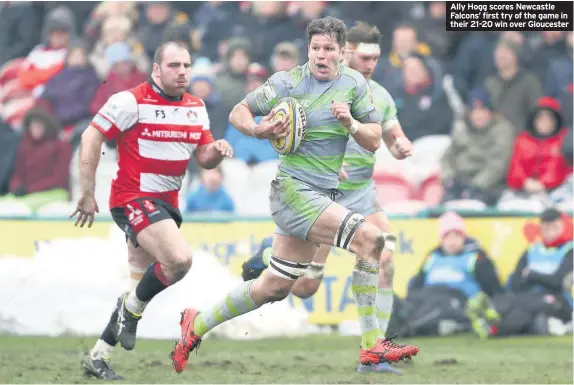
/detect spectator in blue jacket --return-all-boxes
[185,167,235,214]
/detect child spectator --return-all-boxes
[7,109,72,207]
[500,97,573,208]
[185,167,235,214]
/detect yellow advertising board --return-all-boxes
[0,216,538,324]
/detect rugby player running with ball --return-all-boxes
[241,21,418,374]
[170,17,418,374]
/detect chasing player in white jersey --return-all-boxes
[71,42,233,380]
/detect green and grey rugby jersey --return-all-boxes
[246,63,380,190]
[338,79,399,191]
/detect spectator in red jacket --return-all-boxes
[499,97,572,208]
[89,41,147,115]
[9,109,72,202]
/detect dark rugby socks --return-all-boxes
[91,311,119,359]
[101,322,117,345]
[126,263,170,314]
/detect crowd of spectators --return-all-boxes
[0,1,571,216]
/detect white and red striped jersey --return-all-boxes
[90,81,214,209]
[25,44,67,70]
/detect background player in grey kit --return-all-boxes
[170,17,413,373]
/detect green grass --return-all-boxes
[0,334,571,383]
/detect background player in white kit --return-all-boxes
[70,41,233,380]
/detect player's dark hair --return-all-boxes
[347,21,382,46]
[306,16,347,48]
[153,41,189,65]
[540,208,562,223]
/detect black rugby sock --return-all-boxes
[100,323,118,346]
[135,262,170,302]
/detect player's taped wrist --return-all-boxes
[348,118,360,134]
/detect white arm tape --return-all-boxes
[349,119,360,134]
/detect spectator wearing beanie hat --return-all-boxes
[484,38,542,134]
[104,41,133,68]
[215,37,252,119]
[18,6,76,93]
[438,211,467,241]
[270,42,300,72]
[440,86,514,206]
[89,42,147,116]
[400,211,503,338]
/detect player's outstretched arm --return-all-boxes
[382,123,413,160]
[70,91,138,227]
[78,126,105,197]
[69,125,104,228]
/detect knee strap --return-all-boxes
[334,212,365,251]
[268,255,310,280]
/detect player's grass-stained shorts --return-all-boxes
[270,176,334,240]
[336,180,382,217]
[111,197,183,247]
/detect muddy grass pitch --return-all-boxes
[0,334,571,383]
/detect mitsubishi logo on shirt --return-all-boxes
[126,204,143,221]
[142,128,152,137]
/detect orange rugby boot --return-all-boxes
[359,336,409,366]
[170,308,202,373]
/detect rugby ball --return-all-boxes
[269,97,307,155]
